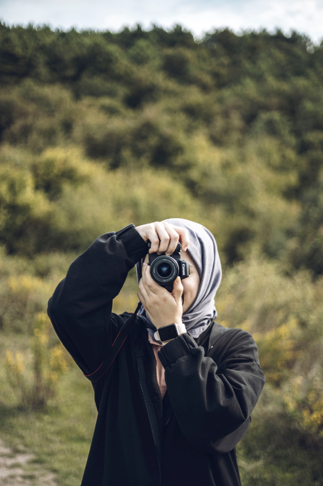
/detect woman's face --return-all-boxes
[143,251,200,316]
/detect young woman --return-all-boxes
[48,219,265,486]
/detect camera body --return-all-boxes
[148,242,190,292]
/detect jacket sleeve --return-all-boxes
[158,329,265,454]
[47,224,147,375]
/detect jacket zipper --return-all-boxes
[165,414,173,428]
[137,357,162,486]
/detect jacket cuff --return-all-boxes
[116,224,148,261]
[158,333,198,368]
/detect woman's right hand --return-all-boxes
[135,222,189,255]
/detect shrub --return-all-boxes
[284,374,323,439]
[5,312,69,410]
[0,161,53,254]
[31,147,88,199]
[0,274,49,333]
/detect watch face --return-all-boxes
[158,324,178,341]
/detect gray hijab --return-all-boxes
[136,218,222,342]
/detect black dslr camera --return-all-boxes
[148,242,190,292]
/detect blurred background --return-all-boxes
[0,1,323,485]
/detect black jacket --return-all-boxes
[48,224,265,486]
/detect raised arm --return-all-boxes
[47,224,147,375]
[158,329,265,454]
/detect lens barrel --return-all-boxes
[150,256,179,287]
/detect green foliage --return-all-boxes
[238,386,323,486]
[50,163,204,252]
[0,273,49,333]
[0,157,52,254]
[217,255,323,442]
[5,312,69,410]
[287,174,323,276]
[31,147,88,198]
[1,24,322,272]
[0,144,204,254]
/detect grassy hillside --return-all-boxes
[0,23,323,485]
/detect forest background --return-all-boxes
[0,22,323,485]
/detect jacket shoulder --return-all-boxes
[210,321,255,344]
[209,322,259,365]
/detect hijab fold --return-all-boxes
[136,218,222,343]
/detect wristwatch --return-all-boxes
[154,323,186,344]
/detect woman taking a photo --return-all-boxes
[48,219,265,486]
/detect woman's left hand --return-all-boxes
[138,262,183,329]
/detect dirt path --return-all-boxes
[0,438,57,486]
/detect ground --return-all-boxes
[0,438,57,486]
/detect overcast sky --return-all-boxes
[1,0,322,44]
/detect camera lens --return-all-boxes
[150,255,179,288]
[157,263,172,278]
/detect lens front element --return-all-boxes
[157,263,172,278]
